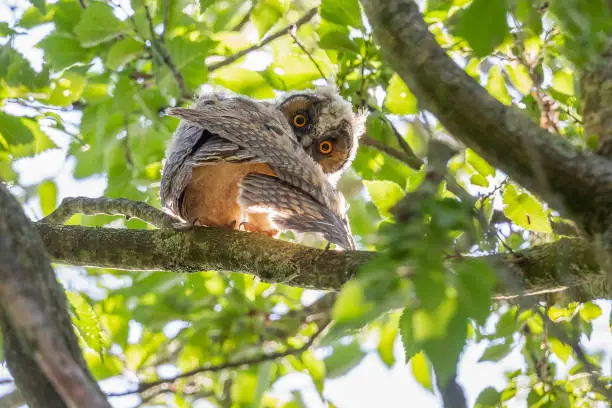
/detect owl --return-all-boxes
[272,87,365,184]
[160,90,358,249]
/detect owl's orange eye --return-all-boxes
[319,140,333,154]
[293,114,307,127]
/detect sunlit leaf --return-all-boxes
[478,342,513,362]
[363,180,405,218]
[320,0,363,29]
[38,180,57,216]
[384,74,418,115]
[106,37,144,70]
[410,352,433,392]
[453,0,509,57]
[74,2,129,47]
[502,184,552,233]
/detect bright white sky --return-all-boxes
[1,1,611,407]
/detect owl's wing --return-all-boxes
[239,173,356,250]
[165,99,338,211]
[160,123,262,215]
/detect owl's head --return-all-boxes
[276,87,366,180]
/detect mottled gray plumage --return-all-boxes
[240,173,354,249]
[161,92,356,249]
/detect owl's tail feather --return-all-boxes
[239,173,356,250]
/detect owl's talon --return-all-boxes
[238,221,248,231]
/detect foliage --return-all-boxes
[0,0,611,407]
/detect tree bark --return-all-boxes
[35,223,609,299]
[0,184,110,408]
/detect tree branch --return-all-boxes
[41,196,178,228]
[143,4,190,100]
[108,320,329,397]
[0,184,110,408]
[34,221,609,299]
[207,7,318,72]
[360,0,612,233]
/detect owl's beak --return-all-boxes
[299,134,313,148]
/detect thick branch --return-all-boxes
[360,0,612,232]
[582,44,612,157]
[35,223,608,298]
[0,184,110,408]
[37,223,369,291]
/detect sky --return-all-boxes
[1,1,611,407]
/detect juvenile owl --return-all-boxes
[160,91,356,249]
[272,87,365,184]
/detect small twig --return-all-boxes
[144,4,190,100]
[39,197,178,229]
[358,35,372,108]
[161,0,169,41]
[362,136,423,169]
[107,320,330,397]
[207,7,318,72]
[78,0,86,8]
[123,115,134,168]
[288,25,327,82]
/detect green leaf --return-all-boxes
[252,0,284,37]
[465,149,494,177]
[106,37,144,70]
[32,0,46,15]
[384,74,418,115]
[0,23,12,37]
[453,0,509,57]
[502,184,552,233]
[377,315,399,368]
[317,20,360,54]
[478,341,512,362]
[579,302,602,321]
[303,350,326,394]
[251,361,273,408]
[74,2,129,47]
[7,118,57,158]
[486,65,512,105]
[212,66,274,99]
[48,72,87,106]
[551,69,575,96]
[53,0,84,33]
[549,337,572,363]
[399,307,419,362]
[163,37,210,92]
[67,291,109,354]
[475,387,501,408]
[231,372,258,404]
[455,259,495,324]
[38,180,57,216]
[19,5,54,29]
[506,63,533,95]
[38,33,89,72]
[421,307,467,385]
[332,280,369,323]
[470,174,489,187]
[0,113,35,145]
[320,0,363,29]
[324,342,365,378]
[363,180,405,218]
[410,352,433,392]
